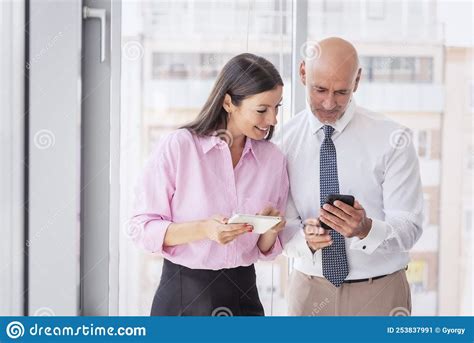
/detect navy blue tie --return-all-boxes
[320,125,349,287]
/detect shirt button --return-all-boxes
[362,245,366,250]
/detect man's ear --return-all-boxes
[353,68,362,93]
[223,93,233,113]
[299,61,307,86]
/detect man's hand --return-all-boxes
[303,218,333,252]
[319,200,372,239]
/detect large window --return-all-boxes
[120,0,292,316]
[1,0,471,319]
[115,0,472,317]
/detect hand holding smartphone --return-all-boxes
[320,194,355,230]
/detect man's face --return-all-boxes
[301,60,360,124]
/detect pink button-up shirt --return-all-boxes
[130,129,289,270]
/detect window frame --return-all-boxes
[0,0,25,316]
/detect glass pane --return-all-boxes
[306,0,456,316]
[415,57,433,83]
[372,57,393,82]
[120,0,292,316]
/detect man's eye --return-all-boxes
[257,109,267,113]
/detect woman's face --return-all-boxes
[225,85,283,141]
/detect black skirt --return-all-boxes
[150,259,265,316]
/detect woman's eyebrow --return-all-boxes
[257,98,283,106]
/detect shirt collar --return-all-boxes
[242,136,259,163]
[306,98,356,136]
[199,132,259,163]
[199,133,222,154]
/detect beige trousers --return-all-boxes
[287,269,412,316]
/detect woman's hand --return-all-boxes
[202,215,253,245]
[257,207,286,254]
[260,206,286,234]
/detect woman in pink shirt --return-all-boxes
[131,53,289,316]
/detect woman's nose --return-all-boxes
[266,111,278,126]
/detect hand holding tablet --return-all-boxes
[228,214,282,234]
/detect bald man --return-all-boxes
[275,37,423,316]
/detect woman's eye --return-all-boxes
[257,109,267,114]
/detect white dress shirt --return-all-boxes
[274,99,424,280]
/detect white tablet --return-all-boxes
[228,214,282,234]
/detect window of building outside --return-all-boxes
[417,130,429,159]
[359,56,433,83]
[323,0,343,13]
[366,0,385,20]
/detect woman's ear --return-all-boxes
[223,93,233,113]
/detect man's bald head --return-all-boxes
[306,37,360,82]
[300,37,362,124]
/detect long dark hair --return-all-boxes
[181,53,283,140]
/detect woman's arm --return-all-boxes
[257,230,280,254]
[256,207,286,254]
[163,220,208,246]
[164,216,253,247]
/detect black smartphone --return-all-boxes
[320,194,355,230]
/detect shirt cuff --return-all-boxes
[283,230,314,260]
[138,219,177,256]
[349,218,389,255]
[258,235,283,261]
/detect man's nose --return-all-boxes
[322,94,336,110]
